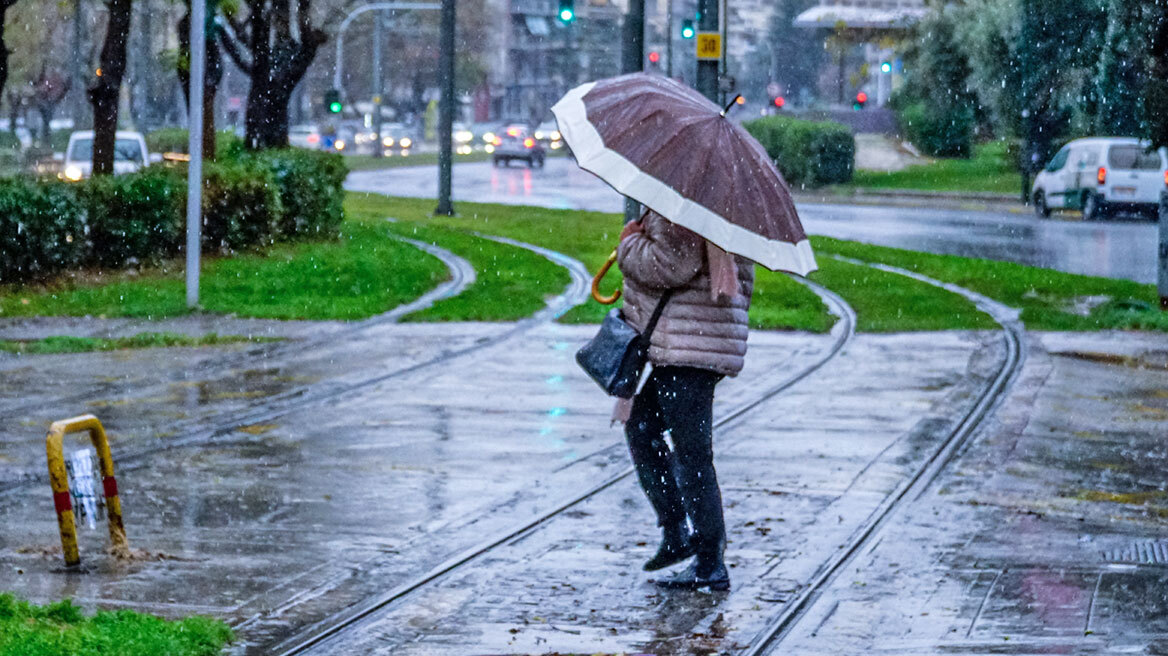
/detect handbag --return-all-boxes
[575,290,673,398]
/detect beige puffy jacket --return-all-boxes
[617,212,754,377]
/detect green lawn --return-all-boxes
[843,141,1022,195]
[0,332,279,355]
[0,594,231,656]
[813,236,1168,331]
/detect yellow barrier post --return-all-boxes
[45,414,129,567]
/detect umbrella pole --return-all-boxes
[720,94,742,117]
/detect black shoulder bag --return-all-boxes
[575,290,673,399]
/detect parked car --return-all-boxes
[60,130,156,181]
[288,124,323,150]
[1032,137,1167,220]
[491,125,545,168]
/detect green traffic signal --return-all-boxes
[324,89,342,114]
[329,101,342,113]
[681,19,695,39]
[558,0,574,22]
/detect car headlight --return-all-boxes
[484,144,495,154]
[551,130,561,141]
[334,140,346,151]
[534,130,545,140]
[382,136,394,147]
[64,165,83,181]
[399,137,412,148]
[482,132,496,143]
[454,130,473,143]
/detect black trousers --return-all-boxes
[625,365,725,556]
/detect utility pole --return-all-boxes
[695,0,718,102]
[666,0,673,78]
[73,0,85,126]
[621,0,644,224]
[185,0,205,309]
[435,0,455,216]
[1160,190,1167,310]
[372,10,384,158]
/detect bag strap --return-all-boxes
[642,289,674,341]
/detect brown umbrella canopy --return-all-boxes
[552,73,815,274]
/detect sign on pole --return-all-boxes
[696,32,721,60]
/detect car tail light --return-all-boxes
[493,137,501,146]
[524,138,535,148]
[1096,167,1107,185]
[1164,170,1167,187]
[308,134,320,144]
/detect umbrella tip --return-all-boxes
[720,95,742,117]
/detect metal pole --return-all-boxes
[696,0,717,102]
[666,0,673,78]
[73,0,85,126]
[185,0,205,309]
[1159,190,1167,310]
[372,10,383,158]
[621,0,644,224]
[435,0,455,215]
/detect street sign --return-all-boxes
[696,32,721,60]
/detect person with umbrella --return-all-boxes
[552,73,817,592]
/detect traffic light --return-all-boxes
[325,89,342,114]
[681,19,695,39]
[648,51,660,64]
[880,61,892,74]
[558,0,574,22]
[773,96,785,109]
[853,91,868,110]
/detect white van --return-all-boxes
[60,130,157,181]
[1032,137,1167,220]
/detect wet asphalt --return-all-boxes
[346,159,1162,283]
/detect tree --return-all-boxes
[219,0,327,148]
[30,69,70,144]
[90,0,134,175]
[0,0,20,115]
[178,0,223,160]
[1094,0,1154,136]
[1142,1,1168,148]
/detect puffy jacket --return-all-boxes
[617,211,754,376]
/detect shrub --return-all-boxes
[742,115,855,187]
[246,148,348,239]
[0,178,86,283]
[897,101,974,158]
[202,158,282,252]
[81,166,186,267]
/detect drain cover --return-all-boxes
[1102,540,1168,565]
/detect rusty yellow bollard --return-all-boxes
[45,414,129,568]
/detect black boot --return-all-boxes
[654,551,730,591]
[643,520,694,572]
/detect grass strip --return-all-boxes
[843,141,1021,195]
[0,332,280,355]
[0,221,449,321]
[0,593,232,656]
[343,150,494,171]
[812,236,1168,331]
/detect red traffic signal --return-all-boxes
[773,96,785,108]
[856,91,868,104]
[648,51,660,64]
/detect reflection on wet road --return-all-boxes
[346,159,1161,283]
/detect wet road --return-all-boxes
[346,159,1161,283]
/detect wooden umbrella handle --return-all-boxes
[591,249,621,305]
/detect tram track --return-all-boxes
[265,258,1025,656]
[266,275,856,655]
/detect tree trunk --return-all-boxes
[178,9,222,160]
[90,0,133,176]
[244,77,291,148]
[0,1,17,119]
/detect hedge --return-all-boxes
[145,127,245,157]
[896,101,974,158]
[0,178,86,281]
[742,115,855,188]
[0,148,348,284]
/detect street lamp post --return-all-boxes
[372,9,384,158]
[434,0,455,215]
[185,0,206,309]
[621,0,644,224]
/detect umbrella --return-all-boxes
[551,72,816,276]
